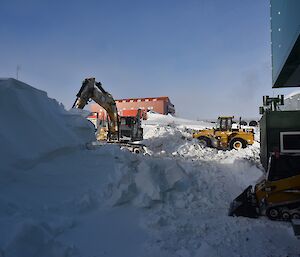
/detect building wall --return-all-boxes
[90,104,110,120]
[90,96,175,119]
[271,0,300,87]
[116,98,164,115]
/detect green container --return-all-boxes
[260,110,300,170]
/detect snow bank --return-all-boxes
[144,112,212,130]
[0,78,95,170]
[105,153,190,208]
[138,117,299,257]
[0,79,146,257]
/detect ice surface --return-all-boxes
[0,79,299,257]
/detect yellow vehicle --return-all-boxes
[192,116,254,150]
[229,153,300,220]
[229,96,300,221]
[72,77,143,142]
[73,78,119,141]
[72,78,145,154]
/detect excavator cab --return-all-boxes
[119,116,134,140]
[119,109,143,142]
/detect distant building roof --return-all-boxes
[115,96,171,103]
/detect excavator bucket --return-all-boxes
[228,186,259,218]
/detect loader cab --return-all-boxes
[216,116,233,131]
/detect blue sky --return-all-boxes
[0,0,294,119]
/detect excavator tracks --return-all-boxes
[86,141,146,154]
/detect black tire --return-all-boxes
[229,138,246,150]
[281,211,291,221]
[249,120,258,127]
[198,137,211,147]
[266,207,280,220]
[292,213,300,219]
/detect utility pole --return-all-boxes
[16,65,21,80]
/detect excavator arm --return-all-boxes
[72,77,119,140]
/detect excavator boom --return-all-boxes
[73,78,119,140]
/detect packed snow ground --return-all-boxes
[1,79,299,257]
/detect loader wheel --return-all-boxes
[266,207,280,220]
[230,138,246,150]
[198,137,211,148]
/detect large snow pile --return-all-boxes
[0,80,299,257]
[0,78,95,170]
[144,112,212,130]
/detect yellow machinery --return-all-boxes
[192,116,254,150]
[72,78,143,143]
[229,96,300,221]
[73,78,119,141]
[229,153,300,220]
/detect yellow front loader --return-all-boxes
[193,116,254,150]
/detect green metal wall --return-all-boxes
[260,110,300,170]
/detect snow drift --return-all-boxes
[0,78,95,170]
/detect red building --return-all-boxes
[90,96,175,119]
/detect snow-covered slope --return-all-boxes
[0,78,95,170]
[144,112,212,130]
[0,80,299,257]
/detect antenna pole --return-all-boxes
[16,65,21,80]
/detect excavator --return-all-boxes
[72,77,144,152]
[229,96,300,221]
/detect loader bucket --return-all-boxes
[228,185,259,218]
